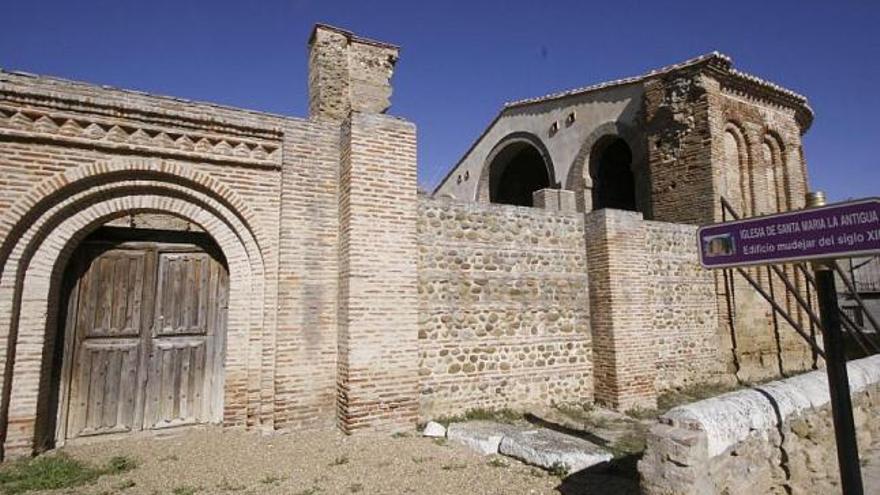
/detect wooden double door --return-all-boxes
[58,234,228,441]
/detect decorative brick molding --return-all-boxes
[707,74,817,382]
[0,105,281,168]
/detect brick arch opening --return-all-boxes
[762,131,789,212]
[0,170,269,458]
[566,122,648,214]
[722,122,753,217]
[0,159,267,278]
[477,133,555,207]
[590,136,638,212]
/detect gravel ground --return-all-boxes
[30,427,638,495]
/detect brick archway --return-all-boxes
[476,132,556,204]
[0,159,272,458]
[566,122,647,213]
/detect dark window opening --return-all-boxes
[593,138,637,211]
[489,143,550,207]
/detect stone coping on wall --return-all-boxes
[421,194,585,218]
[660,354,880,458]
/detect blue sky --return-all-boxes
[2,1,878,200]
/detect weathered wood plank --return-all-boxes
[62,240,227,440]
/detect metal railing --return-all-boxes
[719,196,880,359]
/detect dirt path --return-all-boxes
[32,427,633,495]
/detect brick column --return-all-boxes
[337,112,419,433]
[584,209,657,410]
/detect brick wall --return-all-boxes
[644,63,817,383]
[644,72,716,226]
[273,118,342,431]
[0,68,288,455]
[417,197,592,419]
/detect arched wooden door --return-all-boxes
[58,230,228,441]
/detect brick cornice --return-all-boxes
[709,69,814,132]
[0,104,282,169]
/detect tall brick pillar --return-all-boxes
[337,112,419,433]
[584,209,657,410]
[308,24,418,433]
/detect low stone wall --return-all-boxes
[639,354,880,495]
[417,197,592,419]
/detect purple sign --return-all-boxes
[698,198,880,269]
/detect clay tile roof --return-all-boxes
[503,51,811,118]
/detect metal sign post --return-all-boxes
[697,193,880,495]
[806,192,864,495]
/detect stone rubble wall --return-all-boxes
[416,200,722,417]
[308,25,397,121]
[645,220,723,391]
[416,197,592,419]
[639,354,880,495]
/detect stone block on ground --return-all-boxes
[446,421,523,455]
[422,421,446,438]
[499,428,612,473]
